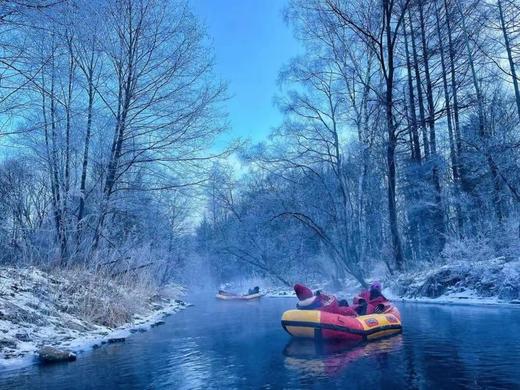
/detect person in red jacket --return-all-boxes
[294,284,358,317]
[353,281,389,315]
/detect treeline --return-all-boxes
[198,0,520,286]
[0,0,226,280]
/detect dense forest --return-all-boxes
[0,0,519,290]
[198,0,520,287]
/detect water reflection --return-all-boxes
[283,335,403,378]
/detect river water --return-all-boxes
[0,296,519,389]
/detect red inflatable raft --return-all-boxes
[281,305,402,342]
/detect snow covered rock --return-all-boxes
[107,337,125,343]
[38,346,76,363]
[0,339,17,350]
[15,333,31,342]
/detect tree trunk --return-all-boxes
[77,69,94,229]
[384,1,405,271]
[419,0,444,250]
[444,0,462,155]
[498,0,520,120]
[93,5,137,249]
[409,10,430,158]
[63,37,74,248]
[403,18,422,162]
[456,1,485,135]
[435,0,463,234]
[419,0,437,154]
[49,42,68,263]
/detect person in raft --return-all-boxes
[294,281,389,316]
[293,284,358,316]
[247,286,260,295]
[353,281,389,315]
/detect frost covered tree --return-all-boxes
[196,0,520,286]
[0,0,228,283]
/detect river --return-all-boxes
[0,295,519,389]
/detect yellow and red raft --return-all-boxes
[281,306,402,342]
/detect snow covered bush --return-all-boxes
[441,218,520,264]
[0,266,186,363]
[440,235,495,265]
[391,258,520,301]
[56,266,157,327]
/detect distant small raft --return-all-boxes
[281,307,402,342]
[216,292,264,301]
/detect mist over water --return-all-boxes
[1,296,519,389]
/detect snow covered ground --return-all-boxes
[387,258,520,306]
[256,258,520,308]
[266,288,297,298]
[0,267,190,370]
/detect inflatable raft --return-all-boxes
[281,306,402,342]
[216,291,264,301]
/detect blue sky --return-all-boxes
[191,0,301,144]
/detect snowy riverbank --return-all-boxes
[0,267,190,370]
[262,258,520,307]
[388,258,520,306]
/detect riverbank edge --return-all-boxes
[0,266,192,371]
[267,258,520,307]
[386,295,520,308]
[266,289,520,308]
[0,298,192,371]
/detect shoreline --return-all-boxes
[0,266,192,371]
[266,289,520,308]
[390,296,520,308]
[0,298,191,371]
